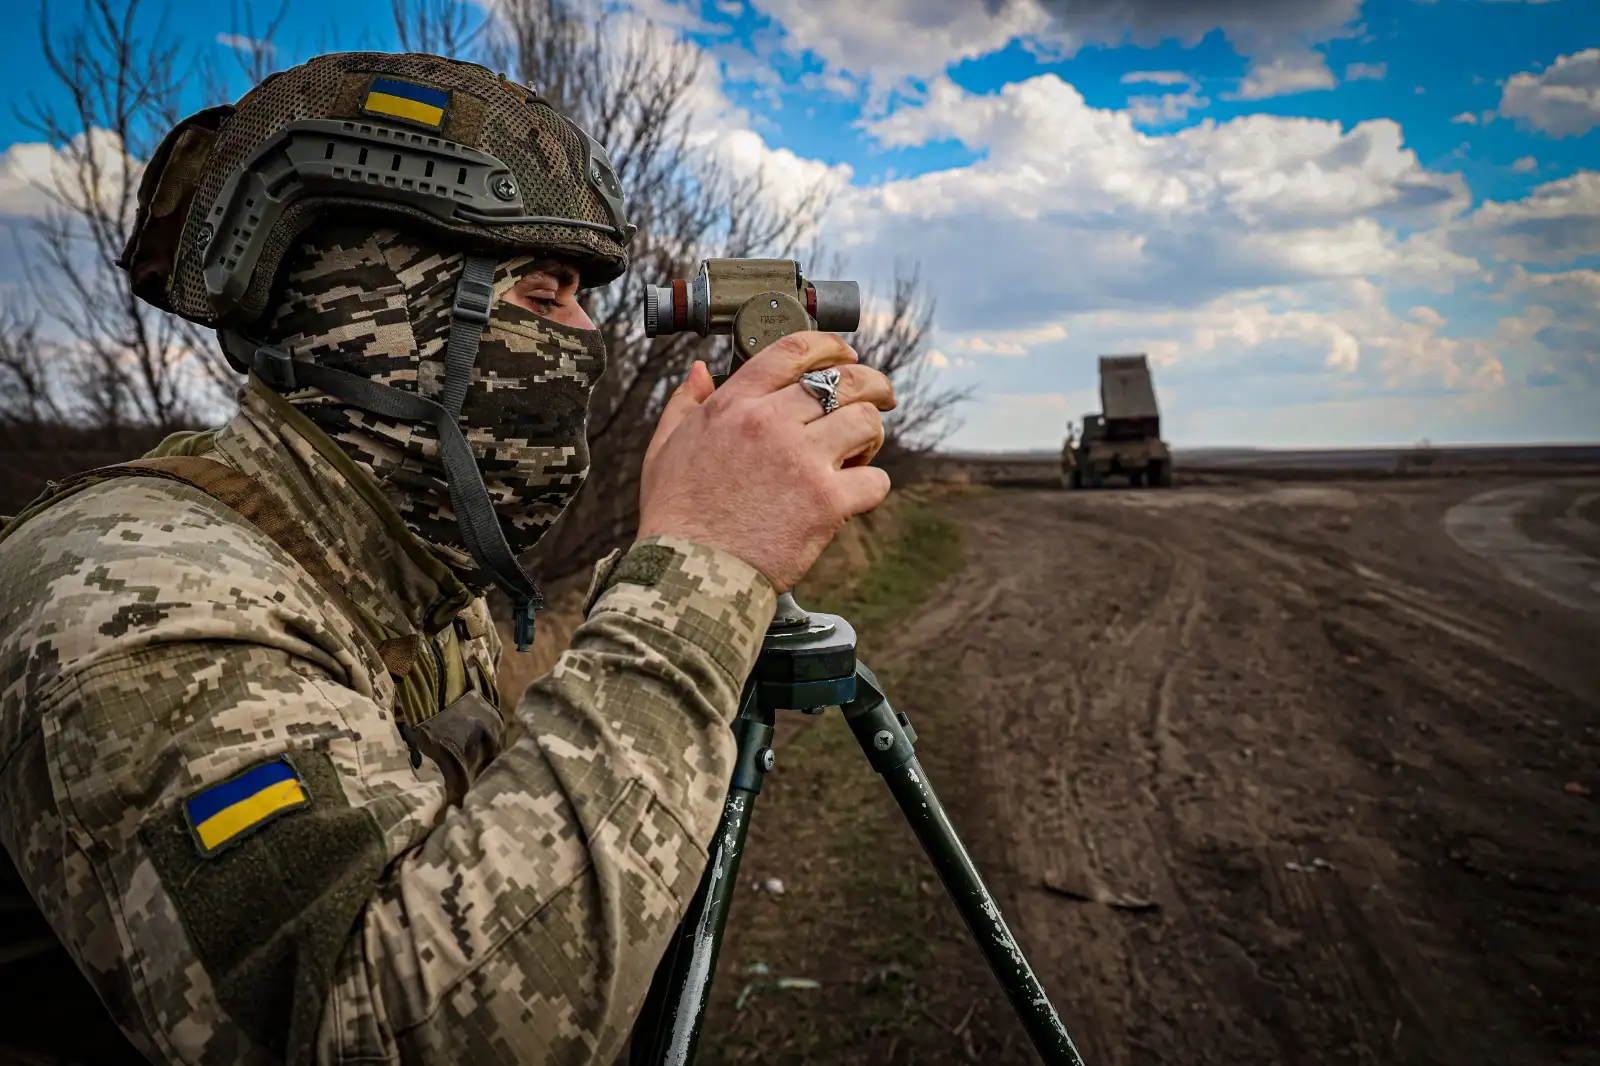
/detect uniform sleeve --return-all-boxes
[0,477,775,1066]
[319,536,776,1065]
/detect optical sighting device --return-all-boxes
[643,257,861,377]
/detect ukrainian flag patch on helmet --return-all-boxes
[184,756,310,856]
[361,77,450,129]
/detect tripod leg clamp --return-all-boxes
[839,662,917,774]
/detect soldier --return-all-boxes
[0,53,893,1065]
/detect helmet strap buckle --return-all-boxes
[451,275,495,326]
[252,344,299,390]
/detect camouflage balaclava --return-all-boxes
[260,222,606,584]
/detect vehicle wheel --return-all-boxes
[1148,460,1172,488]
[1128,470,1145,488]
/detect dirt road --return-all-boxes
[827,476,1600,1065]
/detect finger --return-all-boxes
[830,464,892,519]
[806,400,885,469]
[769,364,896,425]
[688,358,715,396]
[716,331,857,402]
[643,360,713,471]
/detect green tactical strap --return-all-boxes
[144,428,223,458]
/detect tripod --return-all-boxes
[629,591,1085,1065]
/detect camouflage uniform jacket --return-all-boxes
[0,375,777,1065]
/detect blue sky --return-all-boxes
[2,0,1597,450]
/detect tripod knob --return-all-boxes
[768,590,811,630]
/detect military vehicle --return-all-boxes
[1062,354,1173,489]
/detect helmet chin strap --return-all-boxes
[220,254,545,651]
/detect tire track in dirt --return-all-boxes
[882,494,1246,1065]
[1444,478,1600,615]
[893,481,1600,1065]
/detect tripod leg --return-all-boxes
[632,679,775,1066]
[841,663,1086,1066]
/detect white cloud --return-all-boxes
[933,279,1533,450]
[214,32,275,56]
[0,128,138,220]
[1128,89,1210,126]
[1122,70,1197,88]
[852,74,1473,328]
[746,0,1361,102]
[1450,111,1479,125]
[1507,266,1600,303]
[774,68,1555,448]
[0,142,67,218]
[946,323,1069,357]
[1501,266,1600,387]
[1345,61,1386,81]
[1229,51,1338,100]
[1034,283,1501,388]
[798,68,865,98]
[1464,170,1600,264]
[1020,0,1362,53]
[748,0,1049,87]
[1499,48,1600,137]
[561,3,1592,447]
[581,8,856,224]
[1511,155,1538,172]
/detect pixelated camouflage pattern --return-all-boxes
[0,377,777,1063]
[262,224,604,578]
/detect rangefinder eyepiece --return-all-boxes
[642,258,860,339]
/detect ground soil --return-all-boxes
[688,473,1600,1066]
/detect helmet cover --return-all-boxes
[120,51,633,328]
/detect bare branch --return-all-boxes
[851,264,971,456]
[12,0,269,434]
[391,0,485,56]
[225,0,291,84]
[0,303,68,431]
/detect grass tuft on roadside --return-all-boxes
[802,498,965,636]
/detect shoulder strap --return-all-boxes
[2,456,424,680]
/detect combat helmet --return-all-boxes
[118,52,638,650]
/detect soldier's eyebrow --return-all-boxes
[521,261,579,289]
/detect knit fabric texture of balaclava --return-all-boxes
[259,223,607,586]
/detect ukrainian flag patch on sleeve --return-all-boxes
[361,77,451,129]
[184,756,310,857]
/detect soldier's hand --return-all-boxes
[635,331,896,592]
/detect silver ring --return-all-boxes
[799,368,841,415]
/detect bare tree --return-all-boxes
[391,0,964,582]
[0,304,67,432]
[221,0,292,86]
[392,0,483,56]
[15,0,260,437]
[852,266,971,463]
